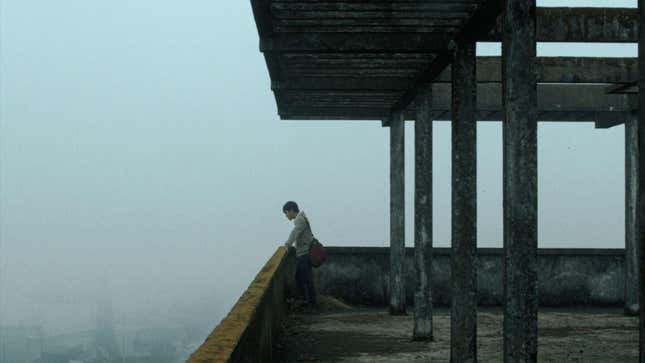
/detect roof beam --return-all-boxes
[392,0,503,111]
[394,6,638,112]
[272,77,413,91]
[270,2,481,13]
[277,84,635,119]
[271,57,637,90]
[484,7,638,43]
[428,83,634,113]
[260,33,452,53]
[265,7,637,38]
[260,7,638,45]
[279,111,631,123]
[438,57,638,83]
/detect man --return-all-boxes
[283,201,316,306]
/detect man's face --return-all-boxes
[284,210,297,220]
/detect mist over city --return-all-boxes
[0,0,638,362]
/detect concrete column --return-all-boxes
[502,0,538,361]
[451,39,478,362]
[626,114,640,316]
[414,85,433,340]
[638,1,645,360]
[389,110,407,315]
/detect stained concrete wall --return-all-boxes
[315,247,625,307]
[187,247,295,363]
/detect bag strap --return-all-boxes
[302,214,316,237]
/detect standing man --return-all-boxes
[283,201,316,306]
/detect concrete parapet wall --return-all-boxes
[315,247,625,307]
[187,247,295,363]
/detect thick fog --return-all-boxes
[0,0,638,361]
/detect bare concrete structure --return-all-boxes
[413,86,433,341]
[639,3,645,362]
[250,0,644,360]
[502,1,538,361]
[315,247,628,307]
[626,114,640,316]
[388,111,406,315]
[190,247,637,363]
[451,39,478,362]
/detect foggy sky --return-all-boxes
[0,0,637,334]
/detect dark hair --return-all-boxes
[282,201,299,213]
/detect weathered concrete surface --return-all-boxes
[275,58,638,91]
[414,86,433,340]
[436,57,638,84]
[625,114,640,316]
[485,7,639,43]
[451,39,478,362]
[315,247,625,308]
[276,308,638,362]
[639,2,645,360]
[392,0,502,111]
[187,247,295,363]
[502,0,538,360]
[389,111,406,316]
[279,83,634,121]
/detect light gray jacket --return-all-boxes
[284,211,314,257]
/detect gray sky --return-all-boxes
[0,0,637,333]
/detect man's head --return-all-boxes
[282,201,299,220]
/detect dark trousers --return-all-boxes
[296,255,316,305]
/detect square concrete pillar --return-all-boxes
[451,39,478,362]
[638,0,645,360]
[414,85,433,340]
[502,0,538,361]
[389,110,406,315]
[625,114,640,316]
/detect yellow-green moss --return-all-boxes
[186,246,288,363]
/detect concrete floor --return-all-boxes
[276,307,638,362]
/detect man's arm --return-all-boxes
[284,215,306,247]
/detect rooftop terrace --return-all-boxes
[278,307,638,362]
[187,247,641,363]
